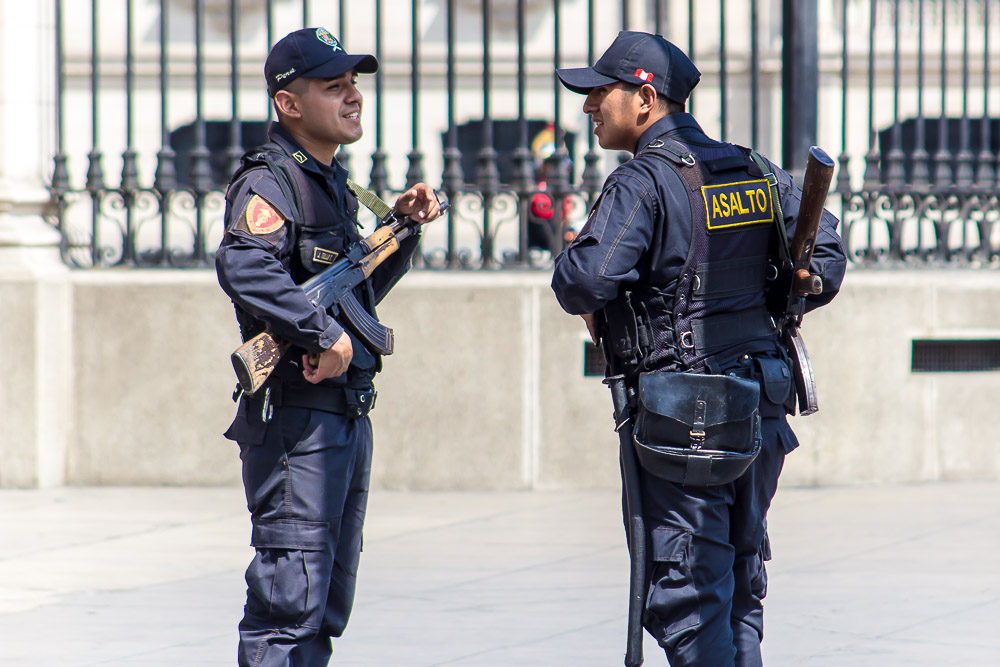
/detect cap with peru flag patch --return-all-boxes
[556,30,700,104]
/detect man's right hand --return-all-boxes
[302,332,353,383]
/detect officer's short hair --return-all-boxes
[273,78,312,121]
[618,82,682,113]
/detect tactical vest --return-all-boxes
[227,143,381,385]
[604,136,781,378]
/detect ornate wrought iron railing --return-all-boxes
[46,0,1000,269]
[839,0,1000,266]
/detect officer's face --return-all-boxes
[296,71,365,149]
[582,83,642,153]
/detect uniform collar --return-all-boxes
[268,122,348,196]
[635,112,705,153]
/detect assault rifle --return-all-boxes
[231,215,423,396]
[774,146,836,415]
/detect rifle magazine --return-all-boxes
[339,292,395,356]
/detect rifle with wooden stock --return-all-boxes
[231,215,422,396]
[774,146,836,416]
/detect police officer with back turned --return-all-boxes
[552,31,846,666]
[216,28,442,666]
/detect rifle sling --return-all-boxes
[346,179,394,222]
[748,151,790,266]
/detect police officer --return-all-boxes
[216,28,442,666]
[552,32,846,666]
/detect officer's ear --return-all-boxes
[637,83,660,114]
[274,89,303,120]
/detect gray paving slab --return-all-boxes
[0,482,997,666]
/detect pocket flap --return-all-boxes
[251,519,330,551]
[650,525,692,563]
[638,372,759,427]
[223,402,266,445]
[754,357,792,405]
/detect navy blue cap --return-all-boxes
[265,28,378,97]
[556,31,700,104]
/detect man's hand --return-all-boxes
[581,313,600,346]
[394,183,443,224]
[302,332,353,383]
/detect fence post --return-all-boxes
[0,0,72,487]
[781,0,819,178]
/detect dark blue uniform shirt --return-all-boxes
[552,114,846,317]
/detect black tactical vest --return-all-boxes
[227,143,381,384]
[604,137,780,379]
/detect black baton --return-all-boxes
[604,372,646,667]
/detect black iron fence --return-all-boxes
[47,0,1000,269]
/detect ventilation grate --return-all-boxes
[911,339,1000,373]
[583,341,607,377]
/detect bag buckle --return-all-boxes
[690,398,708,449]
[689,429,706,449]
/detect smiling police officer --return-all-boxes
[552,31,846,666]
[216,28,441,666]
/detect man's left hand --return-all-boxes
[394,183,443,224]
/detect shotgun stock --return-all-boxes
[781,146,835,415]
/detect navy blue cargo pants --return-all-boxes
[225,398,372,667]
[639,416,795,667]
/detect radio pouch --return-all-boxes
[633,372,762,486]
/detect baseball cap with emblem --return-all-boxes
[265,27,378,97]
[556,30,700,104]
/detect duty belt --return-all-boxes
[236,382,376,421]
[681,305,778,356]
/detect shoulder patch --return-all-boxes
[245,195,285,235]
[701,179,773,231]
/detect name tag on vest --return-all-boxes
[701,179,773,231]
[313,247,339,265]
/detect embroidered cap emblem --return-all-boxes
[245,195,285,235]
[316,28,342,52]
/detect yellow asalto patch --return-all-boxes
[701,179,773,231]
[245,195,285,235]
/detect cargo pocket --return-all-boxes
[246,519,332,626]
[646,525,700,636]
[776,421,799,454]
[754,357,792,419]
[224,400,267,448]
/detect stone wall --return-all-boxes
[3,268,999,488]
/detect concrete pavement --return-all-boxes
[1,482,998,666]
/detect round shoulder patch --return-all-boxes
[245,195,285,235]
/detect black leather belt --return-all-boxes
[239,383,376,419]
[690,306,777,355]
